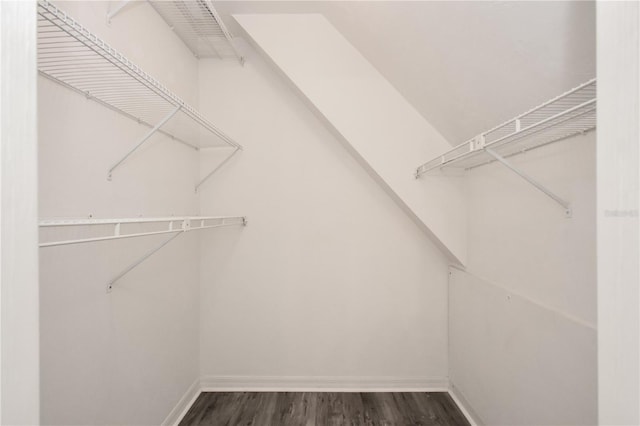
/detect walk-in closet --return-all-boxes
[1,1,638,425]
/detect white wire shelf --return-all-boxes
[149,0,243,63]
[39,216,247,247]
[415,79,596,176]
[37,0,242,188]
[39,215,247,292]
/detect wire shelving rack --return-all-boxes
[37,0,242,190]
[148,0,243,63]
[39,216,247,291]
[416,79,596,175]
[415,79,596,217]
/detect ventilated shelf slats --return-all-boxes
[416,79,596,175]
[149,0,243,63]
[37,0,242,187]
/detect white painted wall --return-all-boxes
[1,1,40,424]
[39,2,202,424]
[597,2,640,424]
[450,269,597,426]
[466,134,597,327]
[216,1,596,145]
[196,40,450,386]
[234,14,467,266]
[449,133,597,425]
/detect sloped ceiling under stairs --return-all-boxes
[215,1,596,146]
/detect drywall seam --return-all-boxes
[161,378,202,426]
[453,267,596,330]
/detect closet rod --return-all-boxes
[40,216,247,292]
[39,216,247,247]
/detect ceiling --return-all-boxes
[214,1,596,145]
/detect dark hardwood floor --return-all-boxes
[178,392,470,426]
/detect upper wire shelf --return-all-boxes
[149,0,243,64]
[415,79,597,176]
[37,0,242,188]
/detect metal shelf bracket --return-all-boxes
[195,147,241,192]
[107,105,182,180]
[107,231,182,292]
[106,0,132,24]
[104,216,247,292]
[484,148,572,218]
[38,215,247,291]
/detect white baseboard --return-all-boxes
[449,381,483,426]
[162,375,477,426]
[200,375,449,392]
[161,378,202,426]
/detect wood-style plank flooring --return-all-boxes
[179,392,470,426]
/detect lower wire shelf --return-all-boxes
[39,216,247,292]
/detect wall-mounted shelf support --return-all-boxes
[196,147,241,192]
[39,216,247,291]
[107,232,181,292]
[108,105,184,180]
[38,0,243,186]
[415,79,596,177]
[414,79,595,218]
[484,148,572,218]
[106,0,131,24]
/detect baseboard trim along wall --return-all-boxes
[199,375,450,392]
[164,375,470,426]
[168,376,452,426]
[161,378,202,426]
[449,381,483,426]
